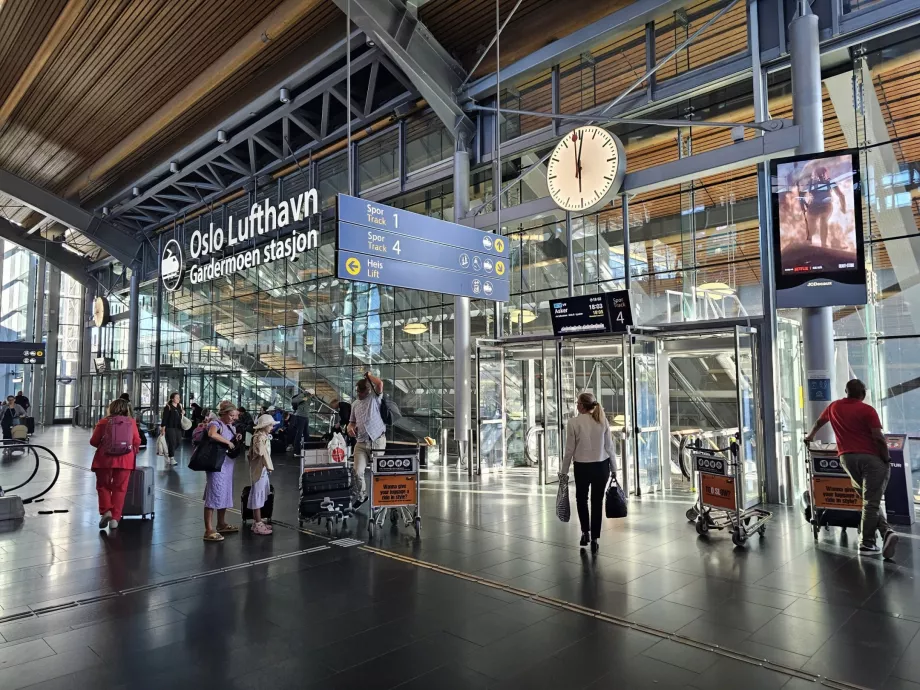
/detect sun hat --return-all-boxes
[254,413,275,430]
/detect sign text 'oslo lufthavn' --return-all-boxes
[335,194,509,301]
[162,189,320,292]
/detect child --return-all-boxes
[248,413,275,535]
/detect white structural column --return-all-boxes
[453,135,473,477]
[42,267,61,426]
[790,0,836,434]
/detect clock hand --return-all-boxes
[571,131,579,183]
[576,132,583,194]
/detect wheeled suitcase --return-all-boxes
[122,465,155,519]
[241,484,274,523]
[299,464,351,518]
[22,417,34,434]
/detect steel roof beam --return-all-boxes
[0,217,89,286]
[0,167,139,267]
[332,0,474,139]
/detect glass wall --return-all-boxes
[54,273,82,420]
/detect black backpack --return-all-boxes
[378,394,402,426]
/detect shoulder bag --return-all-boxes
[188,423,227,472]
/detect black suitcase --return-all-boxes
[301,464,351,494]
[300,464,351,518]
[242,484,274,523]
[22,417,34,434]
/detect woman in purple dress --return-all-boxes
[203,400,241,541]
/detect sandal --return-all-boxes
[203,532,224,542]
[216,524,239,534]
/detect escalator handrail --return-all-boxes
[524,425,544,467]
[0,442,40,492]
[0,440,60,504]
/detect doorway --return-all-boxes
[474,324,763,502]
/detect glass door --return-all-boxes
[631,335,661,495]
[476,342,506,473]
[735,326,762,507]
[540,340,572,485]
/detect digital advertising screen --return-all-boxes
[770,150,867,309]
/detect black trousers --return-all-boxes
[574,461,610,539]
[164,427,183,457]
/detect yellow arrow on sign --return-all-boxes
[345,257,361,276]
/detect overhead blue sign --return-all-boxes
[338,221,510,281]
[337,194,509,258]
[338,251,510,301]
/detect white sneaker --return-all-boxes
[109,519,119,529]
[98,511,112,528]
[883,530,899,560]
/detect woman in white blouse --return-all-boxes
[560,392,617,553]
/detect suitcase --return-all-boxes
[301,464,351,494]
[241,484,274,523]
[22,417,34,434]
[300,464,351,518]
[122,465,155,519]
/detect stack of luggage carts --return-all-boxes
[298,462,353,534]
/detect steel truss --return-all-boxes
[106,43,418,232]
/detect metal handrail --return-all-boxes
[0,440,60,503]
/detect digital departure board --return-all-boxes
[549,291,633,337]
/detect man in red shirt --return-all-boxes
[805,379,898,559]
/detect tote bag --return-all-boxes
[555,474,571,522]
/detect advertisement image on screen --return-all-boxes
[775,153,857,276]
[770,149,867,309]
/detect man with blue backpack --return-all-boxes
[347,371,400,510]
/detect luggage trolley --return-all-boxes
[367,449,421,538]
[685,438,772,547]
[803,441,861,540]
[297,441,354,535]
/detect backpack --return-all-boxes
[102,416,134,455]
[378,394,402,426]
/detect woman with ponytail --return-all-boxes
[560,392,617,553]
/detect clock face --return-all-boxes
[93,297,110,327]
[546,125,626,213]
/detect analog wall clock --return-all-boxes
[93,296,111,327]
[546,125,626,214]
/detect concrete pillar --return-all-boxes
[42,267,61,427]
[790,0,836,436]
[30,259,46,418]
[22,257,37,400]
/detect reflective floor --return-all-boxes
[0,427,919,689]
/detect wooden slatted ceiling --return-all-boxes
[78,2,342,204]
[0,0,70,108]
[0,0,342,206]
[420,0,633,76]
[654,0,748,82]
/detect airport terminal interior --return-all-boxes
[1,0,920,688]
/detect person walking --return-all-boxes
[14,391,30,415]
[202,400,240,542]
[247,413,275,535]
[560,392,616,554]
[346,372,385,510]
[160,391,184,466]
[805,379,898,559]
[287,389,311,453]
[90,397,141,530]
[0,395,26,440]
[237,406,254,448]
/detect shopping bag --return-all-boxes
[605,475,627,519]
[180,415,192,431]
[555,474,571,522]
[327,432,347,463]
[155,434,169,457]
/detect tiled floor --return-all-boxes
[0,426,918,689]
